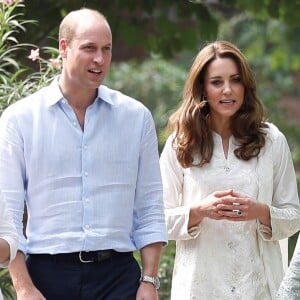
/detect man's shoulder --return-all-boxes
[99,85,148,112]
[1,85,50,120]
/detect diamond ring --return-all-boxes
[233,209,242,216]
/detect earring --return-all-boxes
[202,95,207,102]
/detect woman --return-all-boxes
[276,234,300,299]
[0,193,18,300]
[160,40,300,299]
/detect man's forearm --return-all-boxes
[9,251,33,293]
[140,242,163,276]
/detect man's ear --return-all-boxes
[59,39,68,58]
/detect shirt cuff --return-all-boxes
[257,222,272,240]
[187,225,201,238]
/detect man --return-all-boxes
[0,8,167,300]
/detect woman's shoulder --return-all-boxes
[263,122,286,142]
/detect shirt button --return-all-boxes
[73,122,77,126]
[84,172,88,176]
[85,198,89,202]
[224,166,230,172]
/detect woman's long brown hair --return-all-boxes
[168,41,268,168]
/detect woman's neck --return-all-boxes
[208,116,232,140]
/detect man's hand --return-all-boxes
[136,282,158,300]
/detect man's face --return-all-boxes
[60,17,112,90]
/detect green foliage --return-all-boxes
[233,0,300,26]
[19,0,219,59]
[159,241,176,300]
[0,0,29,108]
[0,46,60,109]
[104,58,187,151]
[0,269,15,300]
[0,0,60,110]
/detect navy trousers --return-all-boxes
[26,253,141,300]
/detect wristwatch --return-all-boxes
[140,275,160,290]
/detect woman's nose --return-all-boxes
[223,83,232,94]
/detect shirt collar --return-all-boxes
[44,76,64,107]
[45,76,116,107]
[98,85,117,106]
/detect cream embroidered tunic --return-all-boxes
[160,123,300,300]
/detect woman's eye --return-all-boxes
[211,80,221,86]
[232,76,241,83]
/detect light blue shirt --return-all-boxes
[0,78,167,254]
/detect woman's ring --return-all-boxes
[233,209,242,216]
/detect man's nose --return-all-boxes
[94,51,104,64]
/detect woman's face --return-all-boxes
[203,57,245,123]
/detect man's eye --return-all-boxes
[85,45,95,50]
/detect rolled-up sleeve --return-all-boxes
[0,193,18,267]
[0,109,26,253]
[132,110,168,249]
